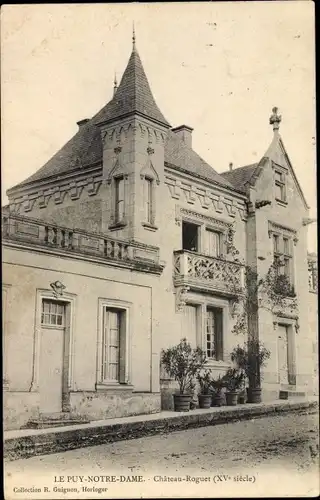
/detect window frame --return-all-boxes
[114,175,125,224]
[274,167,287,204]
[206,306,224,361]
[205,227,222,258]
[97,298,132,389]
[144,176,153,225]
[272,233,294,285]
[182,293,229,368]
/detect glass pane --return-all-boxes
[117,178,124,200]
[43,301,50,313]
[273,235,279,252]
[283,238,289,254]
[206,230,220,257]
[57,315,63,325]
[275,183,283,200]
[275,171,283,182]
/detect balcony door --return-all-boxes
[205,229,221,257]
[182,221,199,252]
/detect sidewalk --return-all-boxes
[4,398,318,461]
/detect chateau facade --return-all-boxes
[3,36,318,430]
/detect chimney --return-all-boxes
[172,125,193,148]
[77,119,90,129]
[229,162,233,171]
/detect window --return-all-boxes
[274,170,286,202]
[41,300,65,327]
[144,177,153,223]
[101,307,126,383]
[308,260,318,292]
[182,221,199,252]
[115,176,125,223]
[205,229,221,257]
[206,307,223,361]
[273,234,293,284]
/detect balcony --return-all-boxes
[173,250,244,297]
[2,213,164,275]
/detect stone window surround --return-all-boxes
[31,289,77,407]
[176,206,233,256]
[140,159,160,232]
[96,297,133,391]
[108,173,129,231]
[183,291,231,369]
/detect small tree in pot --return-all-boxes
[161,338,207,412]
[223,368,245,406]
[210,375,226,407]
[197,370,213,409]
[230,340,271,403]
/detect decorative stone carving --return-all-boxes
[175,285,190,312]
[174,251,243,292]
[87,178,102,196]
[69,182,83,201]
[268,221,297,240]
[140,160,160,185]
[53,188,66,205]
[175,206,232,230]
[50,280,66,298]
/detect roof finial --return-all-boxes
[113,72,118,96]
[269,106,282,132]
[132,22,136,50]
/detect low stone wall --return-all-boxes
[4,392,40,431]
[69,391,161,420]
[4,400,317,461]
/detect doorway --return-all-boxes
[38,300,69,413]
[182,221,199,252]
[277,324,295,386]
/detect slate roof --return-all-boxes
[165,130,234,189]
[8,45,235,194]
[96,47,170,127]
[220,163,259,192]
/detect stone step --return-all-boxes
[279,390,306,400]
[21,413,90,429]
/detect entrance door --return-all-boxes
[39,300,66,413]
[182,304,198,348]
[277,324,289,385]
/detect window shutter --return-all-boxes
[215,310,224,361]
[119,312,127,384]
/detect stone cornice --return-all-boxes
[165,162,247,200]
[166,172,247,221]
[7,162,102,199]
[9,170,103,213]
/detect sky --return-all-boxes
[1,3,317,250]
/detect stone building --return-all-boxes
[2,35,318,430]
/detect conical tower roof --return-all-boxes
[97,44,170,128]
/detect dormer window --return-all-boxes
[274,170,286,203]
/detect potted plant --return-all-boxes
[197,370,213,409]
[161,338,207,412]
[230,344,248,404]
[210,375,226,407]
[230,340,271,404]
[223,368,245,406]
